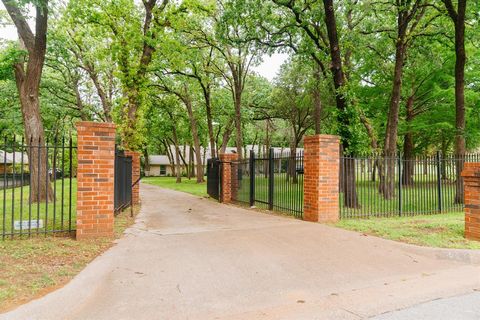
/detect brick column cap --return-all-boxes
[76,121,116,129]
[304,134,340,143]
[461,163,480,178]
[219,153,239,161]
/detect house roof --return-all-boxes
[148,155,171,165]
[149,144,304,166]
[0,150,29,164]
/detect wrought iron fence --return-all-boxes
[230,148,304,218]
[1,136,76,239]
[206,158,220,200]
[340,152,476,218]
[114,149,132,214]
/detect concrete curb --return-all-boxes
[402,245,480,265]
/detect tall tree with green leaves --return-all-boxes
[442,0,467,203]
[2,0,54,201]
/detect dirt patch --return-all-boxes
[0,205,140,313]
[413,226,448,234]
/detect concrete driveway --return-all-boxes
[2,183,480,320]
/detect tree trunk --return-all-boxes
[188,145,193,179]
[233,84,244,159]
[342,157,358,208]
[172,125,182,183]
[219,118,234,155]
[202,84,216,159]
[264,120,270,178]
[382,31,407,199]
[446,0,467,204]
[402,95,415,186]
[88,66,112,122]
[119,0,161,149]
[182,93,204,183]
[18,91,54,203]
[313,65,322,134]
[289,142,298,184]
[5,0,54,203]
[73,77,89,121]
[143,148,150,173]
[323,0,358,208]
[162,139,174,175]
[179,145,189,177]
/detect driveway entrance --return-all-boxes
[2,183,479,319]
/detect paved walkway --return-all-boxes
[1,183,480,320]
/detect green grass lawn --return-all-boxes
[0,179,77,237]
[142,177,208,197]
[335,212,480,249]
[235,174,304,218]
[340,178,462,218]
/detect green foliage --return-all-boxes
[0,0,479,165]
[0,43,25,81]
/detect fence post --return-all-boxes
[461,163,480,241]
[268,148,274,210]
[124,150,141,206]
[436,151,443,213]
[249,150,255,207]
[303,135,340,223]
[76,121,116,240]
[398,152,402,216]
[219,153,238,203]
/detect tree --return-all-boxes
[271,59,315,182]
[153,72,205,183]
[380,0,427,199]
[2,0,54,201]
[442,0,467,203]
[67,0,171,149]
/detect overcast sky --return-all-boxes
[0,7,287,82]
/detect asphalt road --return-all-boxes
[373,292,480,319]
[1,183,479,319]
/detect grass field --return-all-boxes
[340,177,462,218]
[0,179,77,237]
[336,212,480,249]
[0,204,140,312]
[235,175,304,218]
[142,177,208,197]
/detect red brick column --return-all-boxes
[303,135,340,223]
[76,121,116,240]
[219,153,239,203]
[124,151,140,205]
[461,163,480,241]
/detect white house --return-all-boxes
[145,145,303,177]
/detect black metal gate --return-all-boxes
[206,158,220,200]
[230,149,304,218]
[114,149,132,214]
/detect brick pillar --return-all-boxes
[303,135,340,223]
[76,121,116,240]
[124,151,141,205]
[461,163,480,241]
[219,153,239,203]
